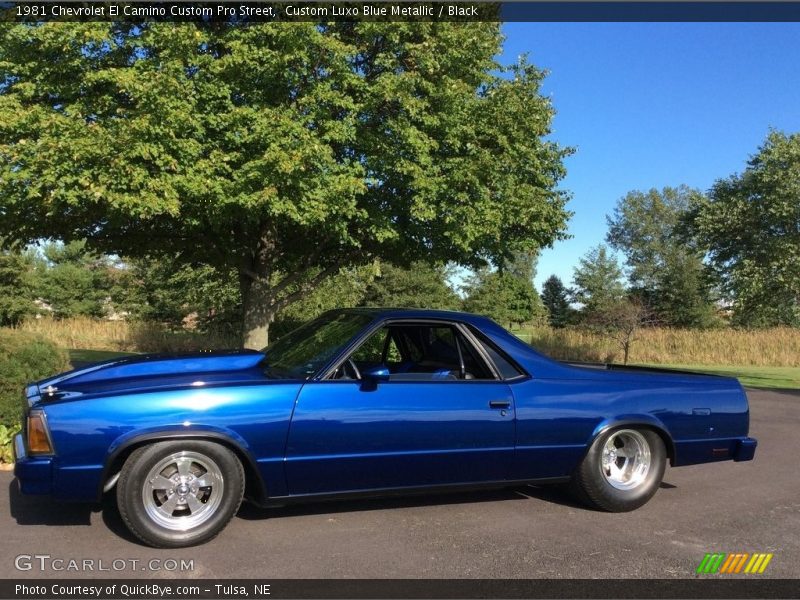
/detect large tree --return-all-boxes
[606,187,716,327]
[690,131,800,327]
[463,269,547,328]
[361,261,460,311]
[111,257,241,331]
[33,240,113,318]
[541,274,571,328]
[0,243,36,326]
[571,244,625,318]
[0,23,571,347]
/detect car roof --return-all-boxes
[328,307,492,326]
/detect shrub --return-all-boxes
[0,330,70,432]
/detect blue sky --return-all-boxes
[499,23,800,291]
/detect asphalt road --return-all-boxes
[1,388,798,579]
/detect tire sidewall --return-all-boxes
[117,440,244,548]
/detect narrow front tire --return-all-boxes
[116,441,244,548]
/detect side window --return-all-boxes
[350,328,389,365]
[385,324,495,381]
[471,332,526,380]
[384,334,403,365]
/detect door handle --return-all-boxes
[489,400,511,409]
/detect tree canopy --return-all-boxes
[691,131,800,327]
[0,22,572,346]
[0,244,36,326]
[571,244,625,318]
[463,268,546,328]
[541,274,571,328]
[606,187,717,327]
[361,261,460,311]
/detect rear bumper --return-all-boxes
[733,437,758,462]
[13,433,54,495]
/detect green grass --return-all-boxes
[67,349,137,364]
[636,364,800,390]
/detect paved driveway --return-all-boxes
[1,388,797,579]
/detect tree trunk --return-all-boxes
[240,274,275,349]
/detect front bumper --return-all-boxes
[733,437,758,462]
[13,432,54,495]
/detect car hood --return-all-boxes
[33,350,267,401]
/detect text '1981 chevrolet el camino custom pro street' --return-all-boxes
[14,308,757,547]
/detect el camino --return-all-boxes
[14,308,756,547]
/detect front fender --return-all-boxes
[100,426,266,502]
[107,423,254,459]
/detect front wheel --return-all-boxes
[570,428,666,512]
[117,440,244,548]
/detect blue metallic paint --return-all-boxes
[14,308,755,506]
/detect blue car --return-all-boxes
[14,308,757,547]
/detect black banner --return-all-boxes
[2,579,800,599]
[2,1,800,23]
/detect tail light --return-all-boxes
[27,411,54,455]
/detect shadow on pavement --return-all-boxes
[8,479,96,526]
[7,478,149,545]
[235,483,593,520]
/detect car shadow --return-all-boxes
[9,475,680,546]
[8,479,141,544]
[235,483,590,520]
[8,479,98,526]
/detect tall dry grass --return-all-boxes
[516,326,800,367]
[14,317,800,366]
[17,317,240,353]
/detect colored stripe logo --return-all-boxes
[696,553,773,574]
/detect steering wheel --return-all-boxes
[341,358,361,380]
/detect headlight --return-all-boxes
[27,411,54,455]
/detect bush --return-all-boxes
[0,329,70,432]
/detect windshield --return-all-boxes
[261,312,374,380]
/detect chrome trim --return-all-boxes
[13,432,26,462]
[103,471,121,493]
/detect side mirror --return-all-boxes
[361,365,390,386]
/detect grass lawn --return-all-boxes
[636,364,800,390]
[67,349,137,364]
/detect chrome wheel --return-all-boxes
[600,429,651,491]
[141,451,225,531]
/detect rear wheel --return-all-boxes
[570,428,666,512]
[117,440,244,548]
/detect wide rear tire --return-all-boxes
[570,428,666,512]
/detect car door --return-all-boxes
[284,321,516,495]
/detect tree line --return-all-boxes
[542,131,800,337]
[1,131,797,345]
[0,244,546,338]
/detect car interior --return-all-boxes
[332,323,497,381]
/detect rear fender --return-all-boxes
[589,416,676,466]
